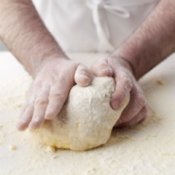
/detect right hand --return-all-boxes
[17,57,93,130]
[91,56,149,127]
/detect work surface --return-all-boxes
[0,52,175,175]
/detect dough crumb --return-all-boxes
[156,80,164,85]
[86,168,97,174]
[52,155,58,159]
[8,145,17,151]
[16,104,23,108]
[46,146,57,153]
[0,133,3,144]
[0,125,3,129]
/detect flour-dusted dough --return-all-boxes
[32,77,130,151]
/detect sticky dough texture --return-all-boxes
[32,77,129,151]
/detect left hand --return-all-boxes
[91,55,150,127]
[17,57,93,130]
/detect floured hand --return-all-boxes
[91,56,149,127]
[17,57,93,130]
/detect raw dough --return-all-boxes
[32,77,129,151]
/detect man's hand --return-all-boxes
[91,56,149,127]
[17,57,92,130]
[91,0,175,127]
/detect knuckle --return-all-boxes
[96,59,108,68]
[101,67,113,76]
[91,60,108,74]
[98,63,108,70]
[50,91,65,100]
[35,98,48,106]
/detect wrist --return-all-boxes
[31,52,69,78]
[110,53,136,78]
[112,46,141,79]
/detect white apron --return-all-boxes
[33,0,160,52]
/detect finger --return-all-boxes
[117,86,146,124]
[45,85,68,120]
[117,106,149,127]
[91,59,113,77]
[17,104,34,131]
[127,106,148,126]
[111,72,132,110]
[74,64,93,87]
[29,88,49,129]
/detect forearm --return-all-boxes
[114,0,175,79]
[0,0,66,77]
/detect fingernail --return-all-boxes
[29,121,39,130]
[16,123,24,130]
[111,98,120,110]
[16,122,27,131]
[78,75,91,86]
[45,113,56,120]
[102,68,113,76]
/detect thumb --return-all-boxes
[74,64,93,87]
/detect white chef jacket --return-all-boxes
[33,0,160,52]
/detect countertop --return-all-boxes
[0,52,175,175]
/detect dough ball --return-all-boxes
[32,77,129,151]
